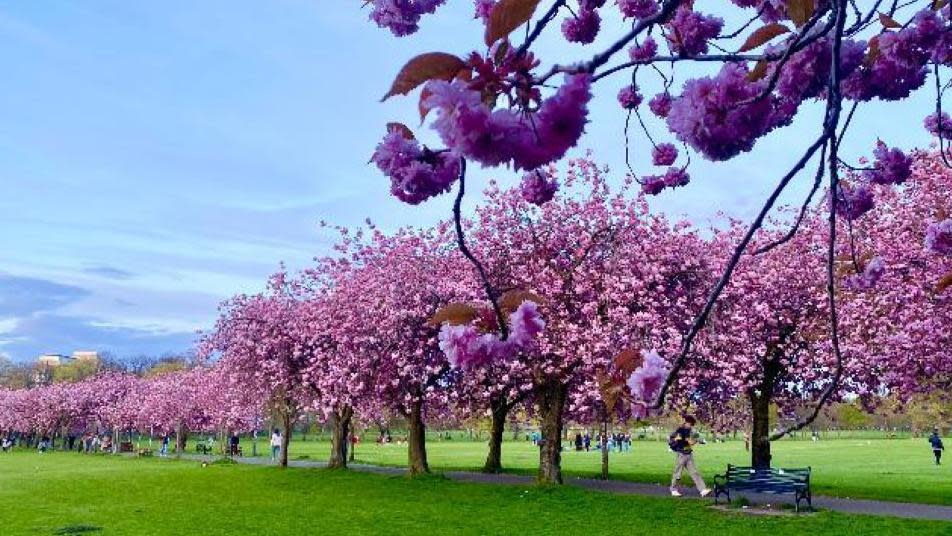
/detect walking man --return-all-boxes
[669,415,712,497]
[929,427,945,465]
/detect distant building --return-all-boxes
[72,351,100,363]
[37,354,73,367]
[33,351,101,385]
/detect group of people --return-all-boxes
[572,432,633,452]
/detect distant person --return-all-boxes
[229,433,240,456]
[574,433,583,451]
[929,428,945,465]
[38,436,50,453]
[160,434,170,457]
[668,415,711,498]
[270,428,282,461]
[2,436,12,452]
[811,430,819,442]
[583,432,591,452]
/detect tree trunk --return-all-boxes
[536,376,567,485]
[280,412,292,468]
[750,351,783,469]
[327,406,353,469]
[482,397,508,474]
[750,391,772,468]
[599,414,609,480]
[174,423,187,457]
[407,398,429,476]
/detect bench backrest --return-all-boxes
[724,464,810,487]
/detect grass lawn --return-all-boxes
[208,434,952,505]
[0,451,950,536]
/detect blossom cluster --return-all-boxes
[372,132,461,205]
[425,73,592,171]
[369,0,446,36]
[626,350,669,419]
[438,301,546,369]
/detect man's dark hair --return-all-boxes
[683,415,697,426]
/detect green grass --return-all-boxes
[195,434,952,505]
[0,451,949,536]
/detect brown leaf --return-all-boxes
[499,289,544,313]
[485,0,541,46]
[418,87,434,124]
[864,37,881,67]
[739,23,791,52]
[747,60,770,82]
[381,52,467,101]
[878,12,901,29]
[428,303,478,327]
[386,122,415,140]
[937,272,952,293]
[787,0,814,27]
[613,348,644,376]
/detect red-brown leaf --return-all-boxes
[747,60,770,82]
[864,37,881,67]
[381,52,467,101]
[418,87,434,124]
[937,272,952,293]
[428,303,478,327]
[878,12,901,29]
[614,348,644,376]
[485,0,541,46]
[386,122,415,140]
[739,23,790,52]
[787,0,814,27]
[499,289,544,313]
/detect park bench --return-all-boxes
[136,448,153,457]
[119,441,134,453]
[713,464,812,512]
[196,444,213,455]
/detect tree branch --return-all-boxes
[453,158,510,340]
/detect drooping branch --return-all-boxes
[769,0,849,440]
[453,158,510,340]
[652,134,829,408]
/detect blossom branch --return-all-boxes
[453,158,510,340]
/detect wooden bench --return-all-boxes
[713,464,812,512]
[119,441,134,453]
[195,444,213,455]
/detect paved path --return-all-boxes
[176,454,952,522]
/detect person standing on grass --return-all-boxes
[229,432,240,456]
[270,428,282,462]
[159,434,170,457]
[668,415,712,497]
[929,428,945,465]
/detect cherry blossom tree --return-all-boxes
[839,149,952,401]
[363,0,952,449]
[439,158,710,483]
[202,274,319,467]
[324,224,466,475]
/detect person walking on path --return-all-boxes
[929,428,945,465]
[668,415,711,497]
[270,428,282,462]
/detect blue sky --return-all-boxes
[0,1,938,362]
